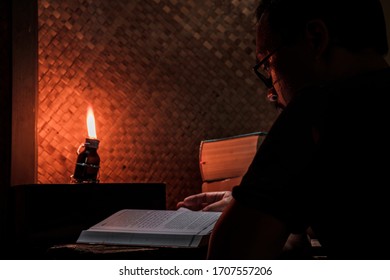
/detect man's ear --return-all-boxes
[305,19,330,59]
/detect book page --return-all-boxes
[89,209,221,235]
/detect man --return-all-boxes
[180,0,390,259]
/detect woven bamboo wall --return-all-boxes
[37,0,278,209]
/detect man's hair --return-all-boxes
[256,0,388,55]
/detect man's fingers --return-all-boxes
[202,197,231,212]
[177,191,230,211]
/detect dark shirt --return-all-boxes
[233,67,390,259]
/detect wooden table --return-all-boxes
[46,243,208,260]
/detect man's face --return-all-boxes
[256,13,315,108]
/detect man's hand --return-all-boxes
[176,191,232,212]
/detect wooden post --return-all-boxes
[0,0,13,257]
[11,0,38,185]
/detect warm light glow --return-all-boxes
[87,106,97,139]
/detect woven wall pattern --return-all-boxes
[37,0,278,209]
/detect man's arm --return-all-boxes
[207,198,290,259]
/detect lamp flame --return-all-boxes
[86,106,97,139]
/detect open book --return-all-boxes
[76,208,222,248]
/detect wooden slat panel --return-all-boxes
[37,0,278,209]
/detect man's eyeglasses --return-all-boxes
[253,48,279,102]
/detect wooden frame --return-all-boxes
[11,0,38,186]
[0,0,37,255]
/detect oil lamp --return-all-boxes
[71,105,100,183]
